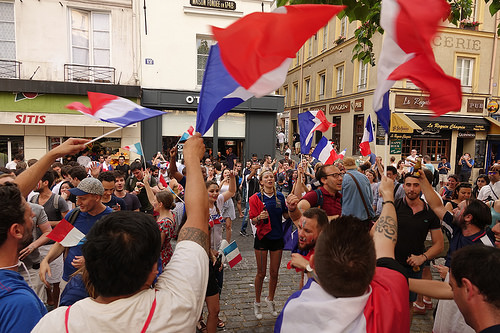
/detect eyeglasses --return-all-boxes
[489,171,498,175]
[325,173,343,178]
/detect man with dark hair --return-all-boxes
[287,164,342,222]
[6,153,24,170]
[394,173,443,312]
[449,245,500,333]
[126,161,159,214]
[276,176,410,332]
[478,164,500,202]
[287,207,328,288]
[98,171,127,211]
[114,171,141,211]
[68,165,87,188]
[31,170,69,226]
[373,165,405,216]
[114,155,130,177]
[33,134,210,332]
[459,153,474,183]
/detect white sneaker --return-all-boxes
[265,297,278,317]
[254,301,263,320]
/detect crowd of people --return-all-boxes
[1,138,499,333]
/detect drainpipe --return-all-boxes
[489,13,499,97]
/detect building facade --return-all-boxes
[279,2,500,180]
[0,0,142,165]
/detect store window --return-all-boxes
[401,138,450,162]
[0,136,23,168]
[197,36,216,85]
[353,115,364,155]
[331,116,341,147]
[0,2,16,60]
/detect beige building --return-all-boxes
[278,3,500,180]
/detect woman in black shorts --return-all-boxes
[249,170,289,319]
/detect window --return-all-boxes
[305,78,310,96]
[296,49,300,65]
[71,9,110,66]
[358,62,368,91]
[197,36,216,85]
[336,65,344,95]
[340,17,348,38]
[318,72,326,100]
[308,38,312,59]
[401,138,450,162]
[331,116,341,147]
[293,82,298,105]
[406,79,418,89]
[283,86,288,107]
[322,25,328,50]
[456,57,474,93]
[0,2,15,60]
[353,115,364,155]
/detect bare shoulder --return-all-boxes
[177,227,209,254]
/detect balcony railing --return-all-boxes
[0,59,21,79]
[64,64,115,84]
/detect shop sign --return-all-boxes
[0,112,136,127]
[395,95,430,110]
[423,122,485,131]
[389,133,412,139]
[190,0,236,10]
[354,99,364,112]
[225,140,235,145]
[185,95,200,104]
[458,131,476,138]
[433,35,481,51]
[329,101,350,114]
[467,99,484,113]
[390,139,402,154]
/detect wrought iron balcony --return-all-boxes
[0,59,21,79]
[64,64,115,84]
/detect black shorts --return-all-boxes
[254,236,284,251]
[206,260,220,297]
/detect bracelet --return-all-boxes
[288,208,296,213]
[422,253,429,261]
[382,200,395,206]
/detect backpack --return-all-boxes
[314,189,323,209]
[394,183,401,197]
[432,168,440,187]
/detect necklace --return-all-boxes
[0,261,20,270]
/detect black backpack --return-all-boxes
[432,168,440,187]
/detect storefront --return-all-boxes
[141,89,283,163]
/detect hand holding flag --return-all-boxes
[47,218,85,247]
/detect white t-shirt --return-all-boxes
[209,194,225,250]
[5,160,17,170]
[277,132,285,144]
[478,181,500,201]
[32,241,208,333]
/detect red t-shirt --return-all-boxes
[301,187,342,216]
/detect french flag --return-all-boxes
[373,0,462,132]
[179,126,195,142]
[47,218,85,247]
[222,241,242,268]
[312,137,338,165]
[122,142,143,156]
[196,5,345,135]
[338,148,347,160]
[67,92,165,128]
[298,110,336,154]
[359,115,375,156]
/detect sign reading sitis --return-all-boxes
[190,0,236,10]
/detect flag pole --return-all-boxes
[168,186,185,204]
[139,141,147,171]
[86,127,122,145]
[384,133,389,176]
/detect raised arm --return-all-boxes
[168,147,184,183]
[15,138,87,197]
[222,171,236,202]
[373,176,398,259]
[176,134,209,254]
[143,169,157,208]
[417,170,447,221]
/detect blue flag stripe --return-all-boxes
[223,241,238,255]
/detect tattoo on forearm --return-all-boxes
[375,216,397,243]
[178,227,209,254]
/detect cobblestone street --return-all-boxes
[200,217,436,333]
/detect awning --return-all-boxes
[390,113,422,133]
[485,116,500,135]
[406,114,489,132]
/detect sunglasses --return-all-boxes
[489,171,499,175]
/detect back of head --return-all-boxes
[69,166,87,181]
[422,168,433,184]
[98,171,116,183]
[314,215,376,297]
[41,170,56,187]
[451,245,500,310]
[463,199,491,229]
[0,183,25,247]
[82,211,161,297]
[130,161,143,172]
[156,190,176,210]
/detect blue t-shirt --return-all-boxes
[260,192,287,240]
[438,162,451,174]
[63,207,113,281]
[461,158,474,172]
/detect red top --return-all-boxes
[301,187,342,216]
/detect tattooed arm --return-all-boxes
[177,134,209,254]
[373,175,398,259]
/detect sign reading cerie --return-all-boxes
[190,0,236,10]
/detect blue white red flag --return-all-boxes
[47,218,85,247]
[373,0,462,133]
[179,126,195,142]
[312,137,338,165]
[338,148,347,160]
[359,115,374,156]
[66,92,165,128]
[298,110,335,154]
[222,240,242,268]
[122,142,143,156]
[196,5,345,135]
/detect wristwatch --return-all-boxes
[305,264,313,273]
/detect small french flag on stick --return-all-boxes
[179,126,195,142]
[47,218,85,247]
[222,241,242,268]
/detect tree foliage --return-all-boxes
[277,0,500,66]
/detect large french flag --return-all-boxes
[373,0,462,133]
[47,218,85,247]
[196,5,345,135]
[298,110,336,154]
[312,137,338,165]
[222,241,242,268]
[359,115,375,156]
[67,92,165,128]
